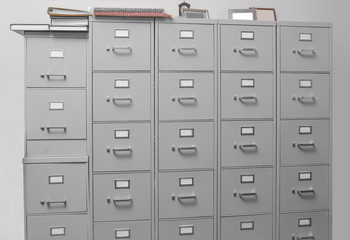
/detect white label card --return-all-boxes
[180,129,194,138]
[240,221,254,230]
[179,177,194,186]
[115,130,130,139]
[299,126,312,134]
[180,30,194,39]
[50,227,65,236]
[232,12,254,20]
[241,175,254,183]
[241,79,255,88]
[180,79,194,88]
[179,225,194,235]
[115,229,130,238]
[299,80,312,88]
[115,180,130,189]
[115,29,130,38]
[299,33,312,41]
[49,102,64,110]
[299,172,312,181]
[49,175,64,184]
[298,218,312,227]
[241,31,254,40]
[115,79,130,88]
[241,126,254,136]
[50,50,64,58]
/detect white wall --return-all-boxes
[1,0,349,239]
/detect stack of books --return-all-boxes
[48,7,92,31]
[94,7,172,18]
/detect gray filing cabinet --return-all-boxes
[14,18,331,240]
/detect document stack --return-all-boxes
[94,7,172,18]
[48,7,92,31]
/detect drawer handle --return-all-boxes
[237,191,257,198]
[296,236,315,240]
[112,46,132,53]
[41,126,67,132]
[292,188,315,195]
[177,193,197,201]
[292,142,315,148]
[107,195,133,203]
[112,147,132,152]
[177,146,197,152]
[238,48,257,55]
[113,97,133,102]
[292,95,316,103]
[42,74,67,80]
[177,47,197,53]
[234,143,257,150]
[177,96,197,103]
[293,48,315,55]
[40,200,67,205]
[234,95,257,102]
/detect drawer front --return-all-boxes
[27,140,87,157]
[93,73,151,121]
[94,221,151,240]
[159,72,214,120]
[281,74,330,119]
[26,89,86,140]
[221,121,274,167]
[93,173,151,221]
[26,37,86,88]
[281,120,330,166]
[159,218,213,240]
[159,23,214,70]
[280,166,329,212]
[26,163,87,214]
[280,211,329,240]
[281,27,330,72]
[221,168,273,215]
[93,123,151,172]
[159,171,213,219]
[221,25,274,71]
[27,214,87,240]
[93,22,151,70]
[221,214,273,240]
[159,122,214,170]
[221,73,274,119]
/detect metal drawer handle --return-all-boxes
[293,48,315,55]
[234,95,257,102]
[292,95,316,102]
[41,126,67,132]
[107,195,133,203]
[296,236,315,240]
[113,147,132,152]
[177,146,197,152]
[177,47,197,53]
[292,188,315,195]
[112,46,132,51]
[239,48,257,54]
[41,74,67,80]
[292,142,315,148]
[40,200,67,205]
[177,193,197,200]
[239,191,257,197]
[177,96,197,102]
[234,143,257,150]
[113,97,133,102]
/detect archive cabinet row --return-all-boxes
[14,17,332,240]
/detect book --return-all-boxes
[50,17,89,26]
[50,25,88,31]
[10,24,50,31]
[94,7,172,18]
[48,7,92,17]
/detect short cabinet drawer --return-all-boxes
[280,165,330,212]
[93,22,151,70]
[26,37,86,88]
[93,123,151,172]
[93,173,151,221]
[280,26,330,72]
[159,218,213,240]
[159,171,214,219]
[221,121,274,167]
[26,89,86,140]
[221,168,273,215]
[159,122,214,170]
[26,162,87,214]
[93,72,151,121]
[158,72,214,121]
[27,214,87,240]
[158,23,214,71]
[221,73,274,119]
[94,220,151,240]
[281,74,330,119]
[281,120,330,166]
[221,214,273,240]
[280,211,329,240]
[221,25,274,71]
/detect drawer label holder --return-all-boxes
[299,126,312,135]
[115,79,130,88]
[115,228,131,238]
[49,102,64,110]
[299,79,313,88]
[179,177,194,186]
[298,218,312,227]
[50,49,64,58]
[241,79,255,88]
[179,225,194,235]
[299,33,312,41]
[179,128,194,138]
[179,79,194,88]
[49,175,64,184]
[240,221,254,230]
[115,130,130,139]
[50,226,66,236]
[241,31,254,40]
[180,30,194,39]
[115,29,130,38]
[298,171,312,181]
[241,126,255,136]
[241,174,255,183]
[115,179,130,189]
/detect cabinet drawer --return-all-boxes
[26,89,86,140]
[159,23,214,70]
[159,122,214,170]
[93,22,151,70]
[281,74,330,119]
[221,25,274,71]
[159,171,213,219]
[221,168,273,215]
[93,73,151,121]
[159,72,214,120]
[281,120,330,166]
[280,211,329,240]
[93,123,151,172]
[26,163,87,214]
[280,166,329,212]
[93,173,151,221]
[27,214,87,240]
[221,121,274,167]
[221,214,273,240]
[281,27,330,72]
[159,218,213,240]
[94,221,151,240]
[221,73,274,119]
[26,37,86,88]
